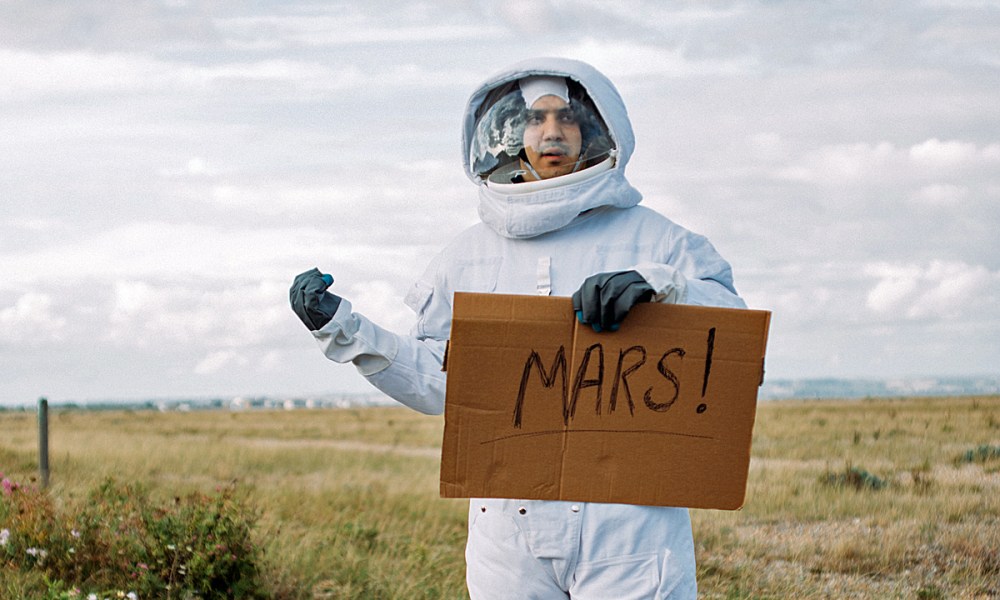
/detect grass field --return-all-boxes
[2,395,999,598]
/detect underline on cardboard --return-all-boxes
[480,429,718,445]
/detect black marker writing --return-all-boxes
[698,327,716,414]
[511,327,720,427]
[646,348,684,412]
[609,345,646,416]
[513,346,567,428]
[571,343,604,421]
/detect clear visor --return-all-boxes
[469,87,614,183]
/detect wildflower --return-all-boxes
[0,528,9,546]
[127,593,138,600]
[88,594,98,600]
[26,547,48,559]
[71,528,82,538]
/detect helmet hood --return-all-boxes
[462,57,636,186]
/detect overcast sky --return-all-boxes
[1,0,998,405]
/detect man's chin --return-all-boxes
[538,166,573,179]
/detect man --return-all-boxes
[290,57,745,599]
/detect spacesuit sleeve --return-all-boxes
[310,274,450,416]
[633,227,746,309]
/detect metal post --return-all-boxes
[38,397,50,488]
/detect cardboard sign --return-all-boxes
[440,293,771,510]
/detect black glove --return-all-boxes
[572,270,655,332]
[289,268,342,331]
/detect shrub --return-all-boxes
[820,465,888,491]
[1,473,266,599]
[953,444,1000,466]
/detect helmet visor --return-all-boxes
[469,81,614,183]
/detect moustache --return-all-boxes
[534,142,572,156]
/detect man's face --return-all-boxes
[521,95,583,180]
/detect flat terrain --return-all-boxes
[2,395,998,598]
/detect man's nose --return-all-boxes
[541,116,564,140]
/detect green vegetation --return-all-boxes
[954,444,1000,467]
[2,396,999,598]
[820,465,888,491]
[1,476,262,598]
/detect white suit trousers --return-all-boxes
[465,499,697,599]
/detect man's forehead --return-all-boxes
[529,95,571,110]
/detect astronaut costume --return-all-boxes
[292,57,746,599]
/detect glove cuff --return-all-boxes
[312,299,397,375]
[632,261,688,304]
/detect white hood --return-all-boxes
[462,58,642,239]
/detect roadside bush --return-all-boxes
[1,473,266,599]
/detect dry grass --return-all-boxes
[2,395,999,598]
[694,395,1000,599]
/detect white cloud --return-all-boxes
[347,279,416,335]
[0,49,167,99]
[6,218,69,233]
[921,0,1000,8]
[909,183,969,206]
[0,49,372,102]
[158,157,218,178]
[865,260,995,319]
[0,222,342,284]
[566,38,758,79]
[599,3,746,25]
[911,261,995,319]
[110,280,161,321]
[216,12,500,47]
[0,292,66,342]
[207,183,372,216]
[909,138,981,167]
[865,264,923,313]
[776,142,900,184]
[747,132,793,163]
[772,138,1000,189]
[103,278,292,348]
[194,350,248,375]
[258,350,284,372]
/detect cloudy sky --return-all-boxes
[1,0,998,405]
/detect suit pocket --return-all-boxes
[571,551,660,600]
[451,256,502,293]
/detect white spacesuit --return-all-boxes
[292,57,746,599]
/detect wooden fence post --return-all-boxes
[38,397,50,488]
